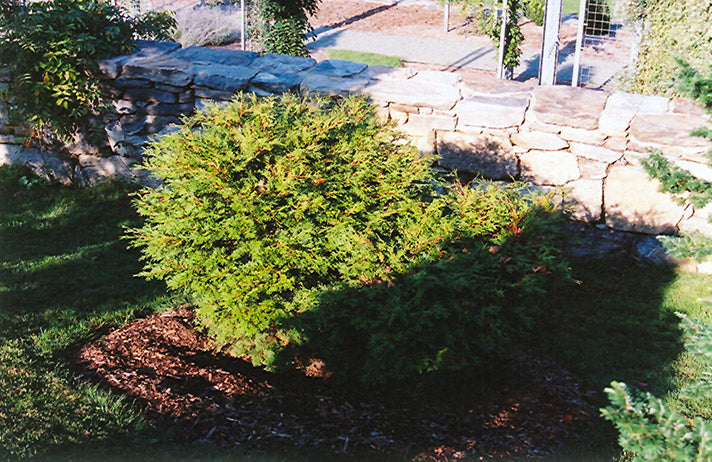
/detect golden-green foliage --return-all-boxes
[129,94,569,385]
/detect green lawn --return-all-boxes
[1,164,711,460]
[326,49,403,67]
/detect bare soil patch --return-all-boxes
[74,305,595,460]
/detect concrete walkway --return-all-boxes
[307,20,626,86]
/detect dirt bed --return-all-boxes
[75,305,595,460]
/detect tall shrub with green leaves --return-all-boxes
[128,93,569,385]
[616,0,711,96]
[0,0,135,140]
[252,0,318,57]
[602,314,712,460]
[0,0,174,143]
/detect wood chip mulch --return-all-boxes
[74,305,596,460]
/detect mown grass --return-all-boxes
[0,165,181,459]
[326,49,403,67]
[1,163,711,460]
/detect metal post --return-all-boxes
[497,0,508,79]
[571,0,587,86]
[444,0,450,33]
[241,0,246,51]
[539,0,564,85]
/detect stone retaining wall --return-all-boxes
[1,40,711,237]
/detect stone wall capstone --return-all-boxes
[1,39,711,240]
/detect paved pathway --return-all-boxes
[308,18,626,86]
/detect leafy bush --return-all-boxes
[133,10,177,41]
[619,0,711,96]
[128,94,569,385]
[523,0,544,26]
[172,6,242,48]
[480,0,524,75]
[602,314,712,461]
[0,0,174,143]
[251,0,318,57]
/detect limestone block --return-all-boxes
[604,137,628,152]
[97,56,127,79]
[373,105,389,122]
[456,94,529,129]
[578,157,608,180]
[564,179,602,222]
[178,90,195,103]
[112,77,152,90]
[604,165,685,234]
[78,154,132,185]
[105,121,149,156]
[410,70,463,87]
[559,127,606,145]
[252,53,316,75]
[0,143,30,165]
[390,103,419,114]
[134,40,181,58]
[400,130,436,154]
[364,79,460,111]
[123,87,178,104]
[192,64,256,92]
[670,98,709,118]
[169,46,259,66]
[405,113,457,133]
[251,72,303,93]
[597,110,632,137]
[569,143,622,164]
[122,57,193,87]
[510,130,568,151]
[361,66,416,81]
[630,114,712,150]
[116,116,147,136]
[144,102,194,116]
[622,150,647,167]
[194,86,235,101]
[605,91,668,114]
[674,159,712,183]
[530,86,609,129]
[389,109,408,125]
[112,100,138,115]
[678,215,712,237]
[300,74,370,97]
[520,150,580,185]
[437,131,517,179]
[155,82,188,93]
[42,152,75,186]
[522,111,562,134]
[143,115,181,134]
[312,59,367,78]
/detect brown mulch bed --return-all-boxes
[74,305,596,460]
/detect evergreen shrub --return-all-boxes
[602,314,712,460]
[129,94,569,385]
